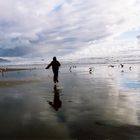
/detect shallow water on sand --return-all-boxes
[0,64,140,140]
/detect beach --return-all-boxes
[0,63,140,140]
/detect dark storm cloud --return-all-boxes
[0,46,34,57]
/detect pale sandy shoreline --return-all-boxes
[0,67,36,72]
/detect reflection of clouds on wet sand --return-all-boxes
[0,88,70,139]
[0,64,139,139]
[58,64,140,139]
[62,78,139,124]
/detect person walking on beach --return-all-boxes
[45,57,61,84]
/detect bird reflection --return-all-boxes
[49,85,62,111]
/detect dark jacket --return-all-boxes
[46,60,61,72]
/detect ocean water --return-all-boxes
[0,63,140,139]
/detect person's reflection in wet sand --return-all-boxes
[49,85,62,111]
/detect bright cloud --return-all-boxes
[0,0,140,61]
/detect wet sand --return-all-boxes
[0,67,35,71]
[0,64,140,140]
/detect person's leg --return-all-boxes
[53,73,56,83]
[53,70,56,83]
[54,71,58,83]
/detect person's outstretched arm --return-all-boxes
[45,62,52,69]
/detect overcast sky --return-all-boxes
[0,0,140,61]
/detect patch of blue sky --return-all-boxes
[52,3,63,12]
[117,28,140,40]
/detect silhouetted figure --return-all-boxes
[69,66,72,72]
[108,65,115,68]
[129,66,132,71]
[46,57,61,84]
[120,64,124,68]
[89,67,94,74]
[49,85,62,111]
[89,67,92,74]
